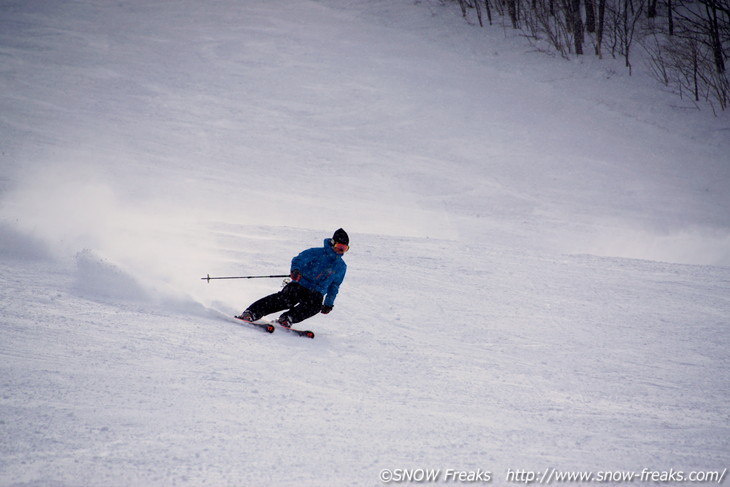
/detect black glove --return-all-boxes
[321,305,333,314]
[290,269,301,282]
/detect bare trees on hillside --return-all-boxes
[452,0,729,111]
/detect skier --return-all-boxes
[239,228,349,327]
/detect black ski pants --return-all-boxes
[247,282,323,324]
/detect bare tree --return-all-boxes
[586,0,598,32]
[572,0,586,54]
[639,0,729,110]
[596,0,607,56]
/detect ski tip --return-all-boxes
[304,331,315,339]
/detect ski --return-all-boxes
[233,315,275,334]
[223,312,314,338]
[277,324,315,339]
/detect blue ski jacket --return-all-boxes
[291,239,347,307]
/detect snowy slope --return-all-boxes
[1,0,729,486]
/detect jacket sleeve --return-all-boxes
[291,248,316,272]
[323,263,347,307]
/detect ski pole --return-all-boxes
[201,273,289,283]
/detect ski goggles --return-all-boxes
[332,242,349,254]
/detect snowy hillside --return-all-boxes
[1,0,729,486]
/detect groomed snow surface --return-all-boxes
[1,1,729,486]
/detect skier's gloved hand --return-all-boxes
[290,269,301,282]
[321,305,333,314]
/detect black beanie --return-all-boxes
[332,228,349,245]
